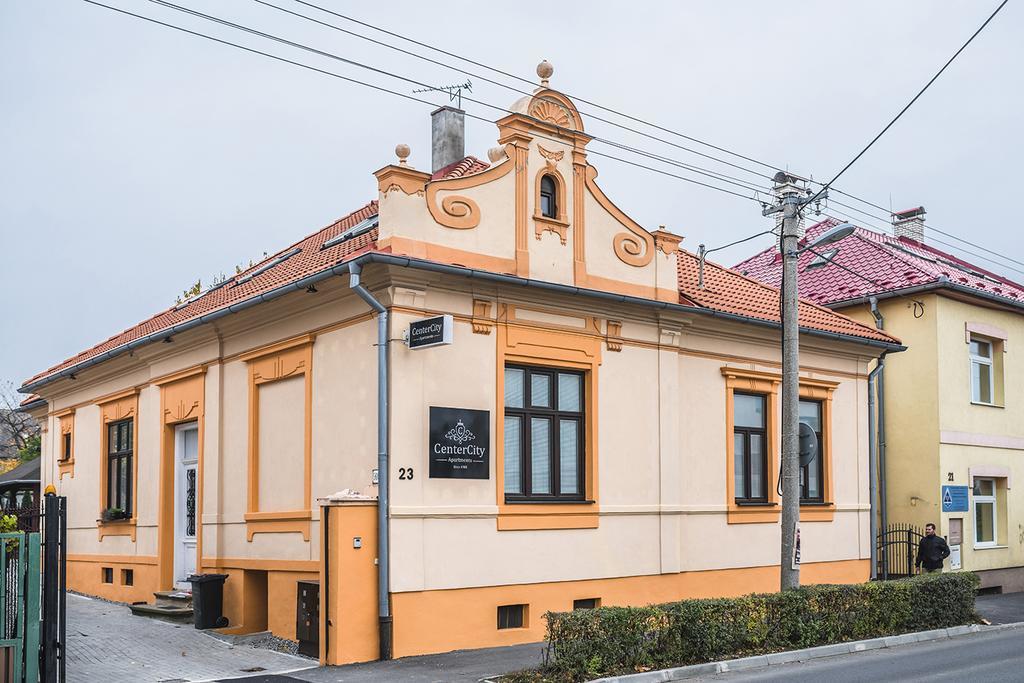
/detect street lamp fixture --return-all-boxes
[793,223,855,255]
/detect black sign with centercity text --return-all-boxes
[408,315,452,349]
[428,407,490,479]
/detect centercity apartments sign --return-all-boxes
[408,314,454,350]
[429,406,489,479]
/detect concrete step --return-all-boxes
[128,602,193,623]
[154,590,193,608]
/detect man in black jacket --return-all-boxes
[916,523,951,573]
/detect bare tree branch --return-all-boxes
[0,382,41,459]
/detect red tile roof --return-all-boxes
[734,218,1024,308]
[22,202,381,388]
[677,250,896,343]
[22,163,900,390]
[18,394,43,408]
[430,156,489,180]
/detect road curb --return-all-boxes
[588,622,1024,682]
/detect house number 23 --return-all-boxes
[399,467,414,480]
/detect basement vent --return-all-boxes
[235,247,302,285]
[322,215,379,250]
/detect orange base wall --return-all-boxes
[67,555,159,604]
[209,566,318,640]
[390,559,869,658]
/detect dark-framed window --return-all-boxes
[733,392,767,503]
[540,175,557,218]
[497,604,526,629]
[106,419,133,516]
[62,432,72,461]
[799,399,824,502]
[504,364,584,502]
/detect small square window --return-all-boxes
[573,598,600,610]
[121,568,134,586]
[497,604,526,630]
[102,567,113,584]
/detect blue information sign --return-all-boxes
[942,485,969,513]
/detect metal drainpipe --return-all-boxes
[867,354,885,580]
[869,297,888,575]
[348,262,392,660]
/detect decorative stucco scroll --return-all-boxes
[584,165,654,267]
[425,143,517,230]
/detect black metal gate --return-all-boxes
[40,494,66,683]
[876,522,923,580]
[13,494,67,682]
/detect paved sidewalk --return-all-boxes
[274,642,545,683]
[975,591,1024,624]
[67,593,316,683]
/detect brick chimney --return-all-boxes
[892,206,926,242]
[431,106,465,173]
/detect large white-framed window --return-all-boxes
[969,336,995,404]
[974,477,997,548]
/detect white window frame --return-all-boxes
[973,477,998,549]
[969,335,995,405]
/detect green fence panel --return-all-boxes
[24,533,41,683]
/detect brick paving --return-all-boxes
[66,593,316,683]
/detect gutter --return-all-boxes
[20,252,904,395]
[828,278,1024,313]
[348,262,392,661]
[867,297,886,580]
[356,253,905,352]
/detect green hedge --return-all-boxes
[542,573,979,681]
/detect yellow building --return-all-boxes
[738,208,1024,590]
[21,64,900,663]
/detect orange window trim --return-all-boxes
[722,368,780,524]
[58,411,75,479]
[157,369,206,590]
[97,391,139,537]
[244,335,314,541]
[533,166,569,244]
[721,367,839,524]
[495,322,601,530]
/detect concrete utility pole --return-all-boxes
[764,172,851,590]
[777,176,803,591]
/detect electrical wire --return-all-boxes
[82,0,764,203]
[281,0,1017,268]
[818,208,1024,279]
[252,0,779,185]
[144,0,771,200]
[286,0,786,177]
[805,0,1009,206]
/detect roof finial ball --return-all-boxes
[395,143,411,166]
[537,59,553,87]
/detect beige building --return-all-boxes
[738,209,1024,590]
[22,64,900,663]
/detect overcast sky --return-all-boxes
[2,1,1021,390]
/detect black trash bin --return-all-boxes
[188,573,230,629]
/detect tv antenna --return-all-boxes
[412,79,473,109]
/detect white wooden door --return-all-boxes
[174,423,199,590]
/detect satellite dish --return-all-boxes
[799,422,818,467]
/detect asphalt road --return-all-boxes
[695,626,1024,683]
